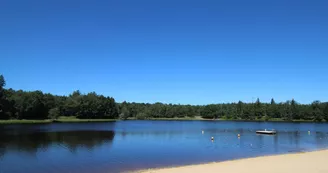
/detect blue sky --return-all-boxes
[0,0,327,104]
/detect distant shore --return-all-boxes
[0,117,317,124]
[0,118,117,124]
[146,117,314,122]
[137,149,328,173]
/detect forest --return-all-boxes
[0,74,328,121]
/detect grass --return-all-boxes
[0,116,320,124]
[54,116,117,123]
[0,119,53,124]
[0,116,118,124]
[218,117,317,123]
[55,118,117,123]
[148,117,205,121]
[266,118,314,122]
[127,116,210,121]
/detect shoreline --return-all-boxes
[136,149,328,173]
[0,118,318,124]
[146,118,315,122]
[0,119,118,124]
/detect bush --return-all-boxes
[136,112,148,120]
[48,108,60,119]
[262,115,270,121]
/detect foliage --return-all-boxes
[135,112,148,120]
[0,75,118,120]
[312,101,324,122]
[119,102,130,120]
[324,103,328,121]
[0,74,327,122]
[0,75,5,89]
[0,75,6,119]
[48,108,60,119]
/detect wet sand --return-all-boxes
[138,150,328,173]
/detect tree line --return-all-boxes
[119,99,328,122]
[0,75,117,120]
[0,74,328,121]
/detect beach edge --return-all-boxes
[134,149,328,173]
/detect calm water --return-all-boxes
[1,121,328,173]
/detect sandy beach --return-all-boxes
[138,150,328,173]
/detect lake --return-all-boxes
[1,120,328,173]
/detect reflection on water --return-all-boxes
[0,123,116,173]
[0,121,328,173]
[0,130,115,156]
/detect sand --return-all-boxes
[138,150,328,173]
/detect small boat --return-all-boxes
[256,129,276,135]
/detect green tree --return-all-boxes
[290,99,299,119]
[0,75,6,119]
[48,107,60,119]
[200,104,220,119]
[62,90,82,117]
[282,101,293,121]
[237,101,243,118]
[324,103,328,121]
[254,98,264,119]
[242,108,252,120]
[119,102,130,120]
[103,97,118,119]
[0,75,5,89]
[312,101,323,122]
[1,74,328,122]
[267,98,278,119]
[136,112,148,120]
[270,98,276,105]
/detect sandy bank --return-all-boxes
[138,150,328,173]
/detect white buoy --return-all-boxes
[211,137,214,140]
[202,130,204,134]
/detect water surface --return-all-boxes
[1,121,328,173]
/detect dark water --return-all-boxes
[1,121,328,173]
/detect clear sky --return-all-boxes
[0,0,327,105]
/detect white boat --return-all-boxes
[256,129,276,135]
